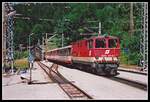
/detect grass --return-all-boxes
[14,58,29,70]
[120,64,140,69]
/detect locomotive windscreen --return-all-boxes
[95,39,106,48]
[95,38,118,48]
[108,39,117,48]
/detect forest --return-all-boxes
[13,3,143,65]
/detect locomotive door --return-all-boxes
[87,39,93,57]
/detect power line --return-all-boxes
[14,15,54,22]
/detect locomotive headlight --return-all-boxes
[99,57,103,61]
[113,57,118,61]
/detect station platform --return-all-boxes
[2,61,69,100]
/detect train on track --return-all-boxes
[31,45,42,61]
[33,35,120,76]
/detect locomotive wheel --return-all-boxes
[91,68,96,74]
[105,68,117,76]
[96,67,105,75]
[109,68,117,76]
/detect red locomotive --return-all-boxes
[45,35,120,76]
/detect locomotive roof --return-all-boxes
[72,35,119,44]
[47,35,119,52]
[92,36,119,41]
[47,45,72,52]
[93,35,118,39]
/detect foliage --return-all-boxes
[13,3,143,65]
[14,51,28,60]
[120,52,129,65]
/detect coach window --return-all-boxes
[68,48,71,55]
[63,49,66,56]
[60,50,63,56]
[109,39,117,48]
[95,39,106,48]
[87,39,93,49]
[66,49,69,56]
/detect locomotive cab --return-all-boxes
[92,36,120,76]
[71,35,120,76]
[94,36,120,57]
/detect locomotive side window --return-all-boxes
[109,39,117,48]
[87,39,93,49]
[95,39,106,48]
[67,48,71,56]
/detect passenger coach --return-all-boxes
[45,45,72,64]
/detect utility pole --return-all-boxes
[37,39,40,46]
[61,6,71,48]
[28,33,34,84]
[98,22,101,36]
[62,33,64,47]
[81,21,101,36]
[19,44,23,58]
[4,3,16,74]
[42,37,45,60]
[45,33,48,61]
[2,3,6,73]
[142,2,148,71]
[140,2,148,72]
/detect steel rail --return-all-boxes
[37,61,93,100]
[118,68,147,75]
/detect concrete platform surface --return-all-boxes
[2,62,69,100]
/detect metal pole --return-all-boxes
[11,60,14,74]
[4,3,16,75]
[42,37,44,60]
[29,35,31,54]
[143,2,148,71]
[2,3,5,73]
[62,33,64,47]
[29,35,31,84]
[46,33,48,61]
[29,62,32,84]
[11,24,14,74]
[98,22,101,36]
[47,34,57,41]
[28,33,33,84]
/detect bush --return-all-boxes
[120,50,141,65]
[128,52,140,65]
[14,51,28,59]
[120,51,129,64]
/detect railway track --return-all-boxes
[37,61,93,100]
[111,76,147,91]
[75,65,148,91]
[74,66,147,91]
[118,68,147,75]
[107,71,147,91]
